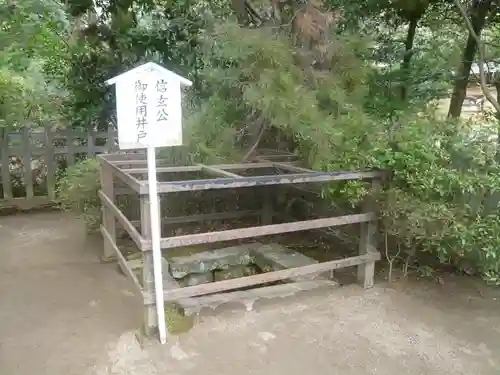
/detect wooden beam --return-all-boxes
[100,151,146,161]
[358,179,381,289]
[123,162,277,174]
[98,190,145,250]
[155,171,384,193]
[162,252,380,301]
[272,162,316,174]
[100,160,116,260]
[200,164,243,178]
[130,209,262,227]
[98,155,142,193]
[0,132,12,199]
[125,165,201,173]
[22,127,34,199]
[101,225,142,295]
[45,129,55,200]
[150,212,376,250]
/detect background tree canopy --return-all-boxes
[3,0,500,283]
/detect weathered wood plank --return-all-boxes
[7,145,111,156]
[153,212,376,250]
[357,179,381,289]
[1,127,116,203]
[45,129,56,200]
[101,225,142,295]
[98,189,145,249]
[122,162,278,173]
[130,209,261,228]
[97,155,143,193]
[100,161,116,260]
[162,252,380,301]
[261,187,273,225]
[156,171,384,193]
[272,162,316,174]
[144,280,339,313]
[0,196,54,214]
[200,164,243,178]
[66,128,75,166]
[22,127,34,199]
[0,132,12,199]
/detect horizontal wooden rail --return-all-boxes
[151,171,383,193]
[130,209,262,228]
[271,162,316,174]
[7,146,110,156]
[101,225,143,295]
[122,162,278,174]
[142,212,376,250]
[98,155,143,193]
[98,190,146,249]
[200,164,243,178]
[1,126,117,201]
[159,252,380,301]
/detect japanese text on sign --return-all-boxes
[155,79,169,123]
[135,79,148,143]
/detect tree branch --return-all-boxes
[453,0,500,113]
[241,118,266,162]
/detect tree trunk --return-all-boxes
[231,0,250,25]
[400,16,419,101]
[448,0,491,118]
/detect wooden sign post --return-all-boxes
[106,62,192,344]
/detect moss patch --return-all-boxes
[164,302,195,335]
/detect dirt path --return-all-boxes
[0,212,141,375]
[1,212,500,375]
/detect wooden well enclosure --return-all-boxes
[98,151,383,334]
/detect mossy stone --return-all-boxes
[164,302,195,335]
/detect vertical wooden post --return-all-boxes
[261,187,273,225]
[0,131,12,199]
[100,162,116,260]
[45,128,56,201]
[140,195,158,335]
[22,127,34,199]
[357,179,380,289]
[66,127,75,166]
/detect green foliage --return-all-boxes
[373,117,500,283]
[4,0,500,286]
[62,0,229,129]
[186,22,373,164]
[56,158,101,232]
[185,18,500,284]
[0,0,69,127]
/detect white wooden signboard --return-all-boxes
[106,62,191,149]
[106,62,192,344]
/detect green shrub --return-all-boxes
[184,22,500,284]
[56,157,101,232]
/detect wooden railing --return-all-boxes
[0,127,116,207]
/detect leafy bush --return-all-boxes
[372,116,500,283]
[184,21,500,284]
[56,158,101,232]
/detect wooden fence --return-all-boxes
[0,127,116,207]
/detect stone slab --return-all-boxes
[179,279,339,315]
[250,243,327,282]
[167,243,261,278]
